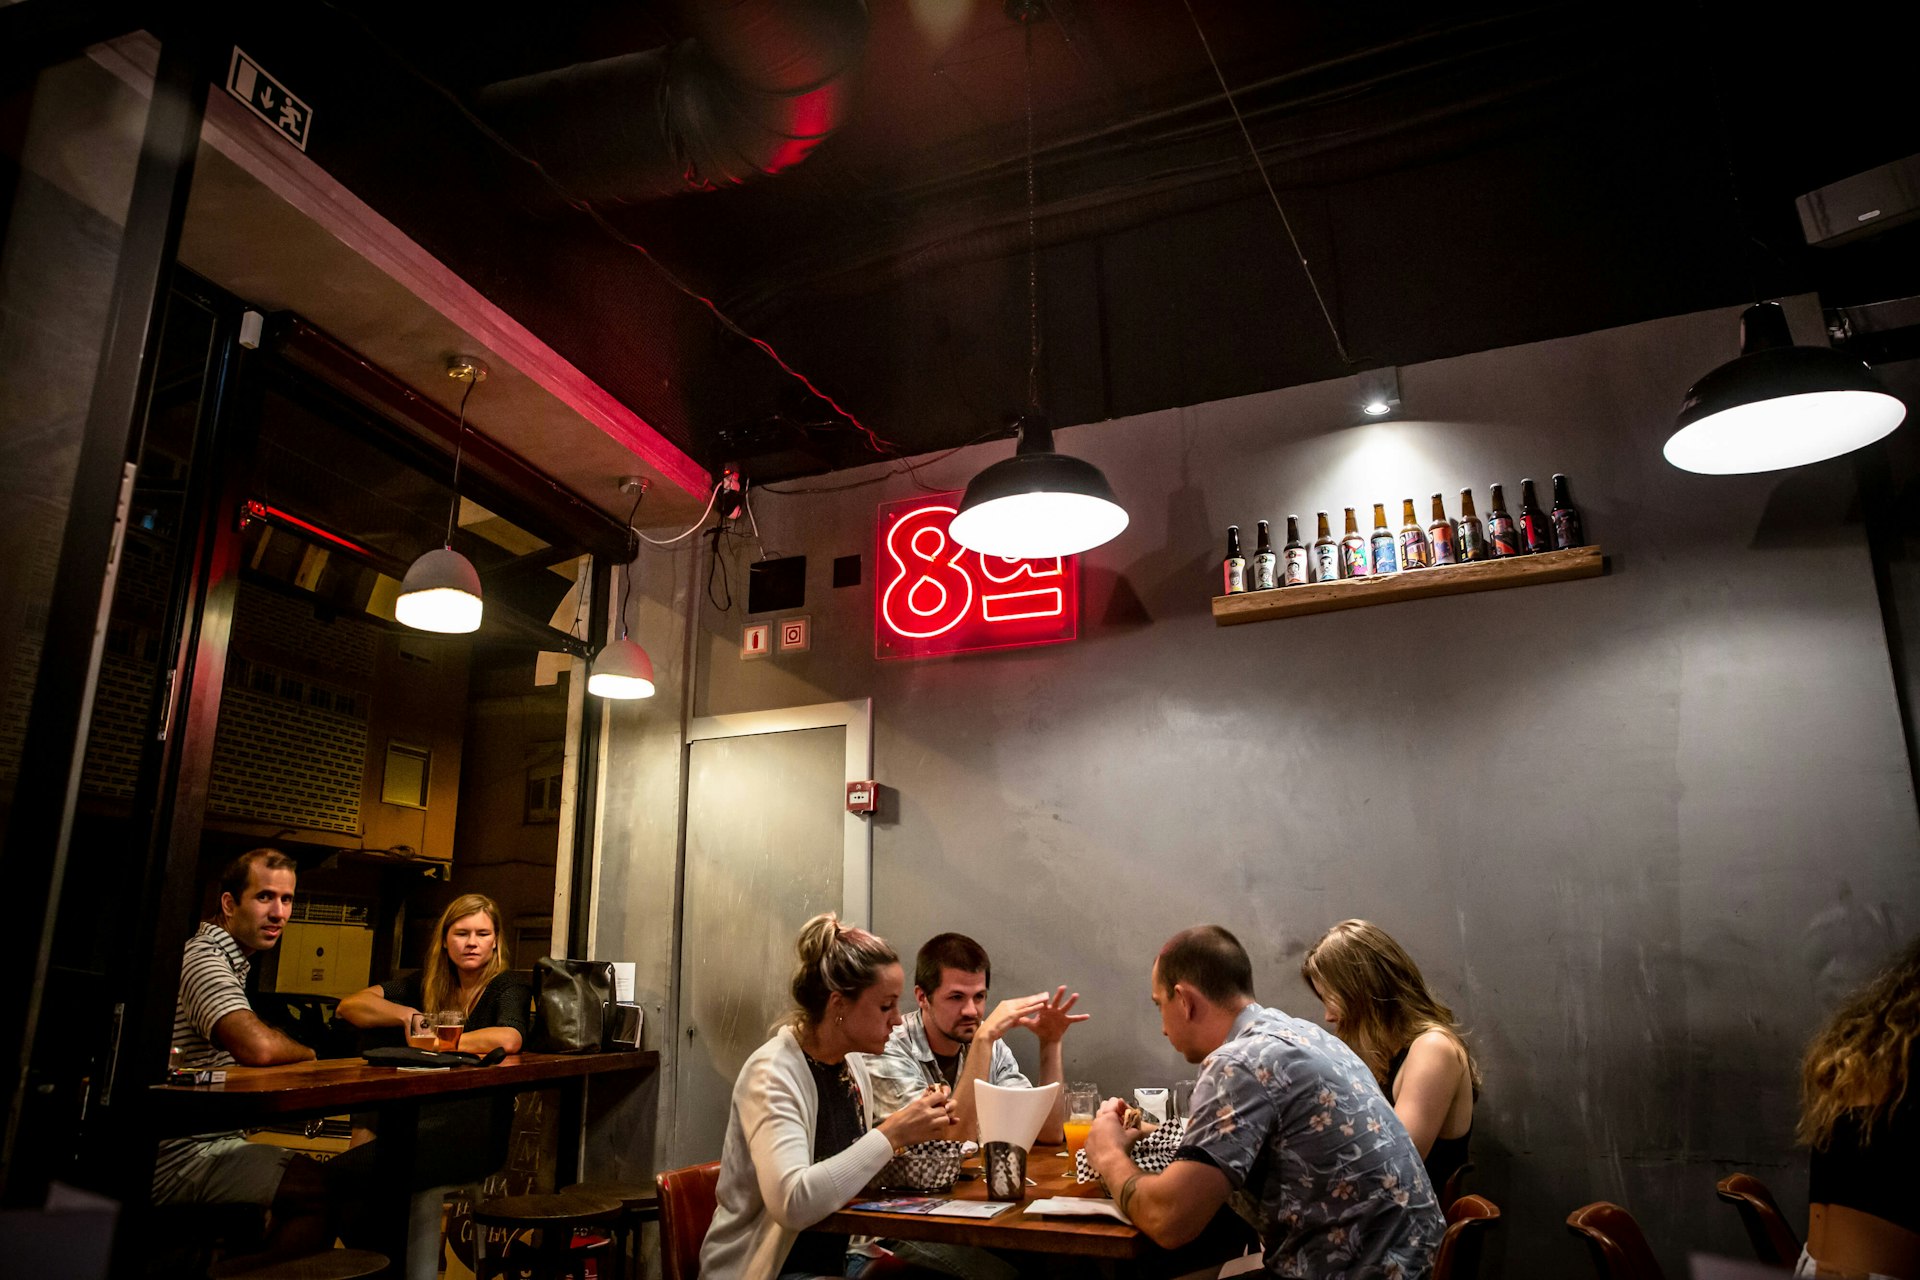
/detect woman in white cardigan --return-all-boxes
[700,913,958,1280]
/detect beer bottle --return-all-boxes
[1223,525,1247,594]
[1397,498,1430,570]
[1251,520,1278,591]
[1427,493,1458,566]
[1369,502,1399,575]
[1312,511,1341,582]
[1339,507,1371,578]
[1283,515,1309,586]
[1550,473,1586,549]
[1519,478,1553,554]
[1457,488,1487,562]
[1486,484,1520,558]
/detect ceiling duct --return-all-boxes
[475,0,869,203]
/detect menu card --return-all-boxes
[846,1197,1015,1219]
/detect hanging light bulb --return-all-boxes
[949,8,1126,562]
[397,357,487,633]
[589,477,656,700]
[949,415,1128,559]
[1665,304,1906,475]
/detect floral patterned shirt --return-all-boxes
[1173,1003,1444,1278]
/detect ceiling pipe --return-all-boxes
[475,0,869,203]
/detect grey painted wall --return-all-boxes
[599,299,1920,1275]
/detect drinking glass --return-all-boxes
[406,1011,437,1051]
[432,1009,466,1052]
[1063,1082,1099,1157]
[1169,1079,1196,1121]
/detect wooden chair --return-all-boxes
[656,1162,722,1280]
[1439,1161,1474,1212]
[1435,1194,1500,1280]
[473,1191,625,1280]
[1715,1173,1801,1268]
[566,1179,662,1279]
[1566,1201,1668,1280]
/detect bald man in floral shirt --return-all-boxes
[1087,925,1442,1278]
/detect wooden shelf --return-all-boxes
[1211,545,1605,626]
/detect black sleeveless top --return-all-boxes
[1808,1042,1919,1234]
[1388,1044,1474,1200]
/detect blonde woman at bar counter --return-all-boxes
[1302,919,1480,1203]
[700,913,958,1280]
[1796,936,1920,1280]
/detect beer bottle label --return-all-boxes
[1341,542,1371,577]
[1398,531,1429,569]
[1457,521,1486,561]
[1552,510,1584,549]
[1522,513,1553,554]
[1429,524,1457,565]
[1313,544,1341,582]
[1370,532,1398,575]
[1488,516,1519,557]
[1224,558,1247,593]
[1283,548,1309,586]
[1252,552,1278,591]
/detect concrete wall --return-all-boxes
[645,298,1918,1274]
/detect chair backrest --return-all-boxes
[1435,1194,1501,1280]
[1714,1173,1800,1268]
[1440,1161,1475,1213]
[1567,1201,1669,1280]
[657,1161,722,1280]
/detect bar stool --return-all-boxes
[474,1191,625,1280]
[211,1248,390,1279]
[564,1181,660,1279]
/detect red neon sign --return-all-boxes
[875,492,1079,659]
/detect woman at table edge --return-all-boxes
[1301,919,1479,1203]
[700,912,957,1280]
[337,892,527,1055]
[1796,934,1920,1280]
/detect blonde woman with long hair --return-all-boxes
[1795,936,1920,1280]
[339,893,529,1054]
[1301,919,1480,1201]
[700,913,957,1280]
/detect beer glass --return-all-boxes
[432,1009,466,1052]
[1170,1079,1196,1122]
[406,1012,438,1051]
[1063,1083,1098,1157]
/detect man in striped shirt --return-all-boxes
[154,848,332,1253]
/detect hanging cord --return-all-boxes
[636,480,723,546]
[1691,0,1761,302]
[316,0,899,458]
[706,525,733,611]
[1023,19,1042,414]
[1180,0,1352,366]
[444,375,476,546]
[616,483,644,638]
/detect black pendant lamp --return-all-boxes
[1665,303,1906,474]
[948,6,1127,562]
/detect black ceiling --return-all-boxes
[218,0,1920,483]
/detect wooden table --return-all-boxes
[817,1149,1144,1260]
[148,1051,658,1271]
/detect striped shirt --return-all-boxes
[152,922,255,1201]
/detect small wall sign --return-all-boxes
[778,616,812,652]
[228,48,312,151]
[741,622,771,659]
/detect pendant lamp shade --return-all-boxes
[1665,302,1906,474]
[949,418,1129,560]
[395,546,484,633]
[588,635,656,700]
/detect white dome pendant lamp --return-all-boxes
[948,6,1126,562]
[1665,301,1906,474]
[397,357,488,633]
[589,477,657,700]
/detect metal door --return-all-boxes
[668,701,872,1167]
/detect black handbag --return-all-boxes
[531,957,615,1052]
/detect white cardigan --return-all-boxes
[697,1026,895,1280]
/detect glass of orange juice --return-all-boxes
[1063,1083,1099,1156]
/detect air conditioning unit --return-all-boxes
[1798,153,1920,248]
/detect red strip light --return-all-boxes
[242,499,376,558]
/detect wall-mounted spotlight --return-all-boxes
[1357,366,1402,421]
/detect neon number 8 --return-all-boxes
[881,507,974,639]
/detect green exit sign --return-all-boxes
[227,48,311,152]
